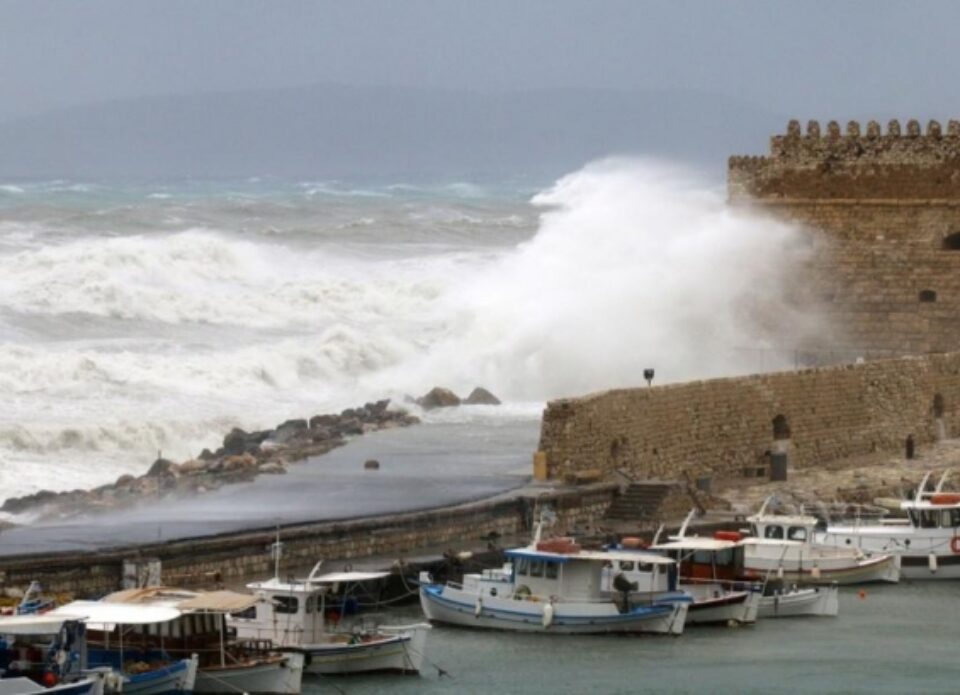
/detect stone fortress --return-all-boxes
[538,119,960,497]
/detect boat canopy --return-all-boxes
[505,548,674,565]
[176,591,259,613]
[0,614,85,636]
[300,571,391,584]
[52,600,181,629]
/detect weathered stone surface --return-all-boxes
[416,387,461,409]
[271,419,308,444]
[464,387,501,405]
[145,458,176,478]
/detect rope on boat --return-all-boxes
[399,637,452,680]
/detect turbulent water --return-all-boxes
[0,160,818,505]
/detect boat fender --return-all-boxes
[929,553,938,573]
[514,585,532,600]
[104,671,123,692]
[951,536,960,554]
[474,598,483,618]
[542,601,555,629]
[810,564,821,580]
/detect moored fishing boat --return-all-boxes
[0,614,108,695]
[645,537,761,625]
[228,561,430,675]
[744,498,900,584]
[419,526,689,635]
[814,470,960,579]
[49,602,197,695]
[94,587,303,694]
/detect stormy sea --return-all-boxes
[0,160,815,512]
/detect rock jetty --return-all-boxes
[1,400,418,521]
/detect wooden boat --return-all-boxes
[229,563,430,675]
[756,583,838,618]
[815,470,960,579]
[91,588,303,694]
[646,537,761,625]
[419,521,689,635]
[745,498,900,584]
[50,601,197,695]
[0,614,108,695]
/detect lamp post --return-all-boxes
[643,368,655,387]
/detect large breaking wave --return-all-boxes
[0,161,822,501]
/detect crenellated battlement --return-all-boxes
[729,119,960,200]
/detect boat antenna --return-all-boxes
[651,523,665,546]
[756,495,773,518]
[936,469,954,493]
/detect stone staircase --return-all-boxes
[604,481,676,523]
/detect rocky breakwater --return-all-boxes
[1,400,419,522]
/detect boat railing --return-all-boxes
[680,577,762,592]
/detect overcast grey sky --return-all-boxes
[1,0,957,123]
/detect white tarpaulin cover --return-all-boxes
[52,600,180,630]
[0,614,85,636]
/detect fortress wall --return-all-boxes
[538,352,960,481]
[729,119,960,355]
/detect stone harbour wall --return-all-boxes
[0,484,616,597]
[729,119,960,355]
[538,352,960,482]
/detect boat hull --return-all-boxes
[194,653,303,694]
[742,553,900,585]
[300,625,428,675]
[684,590,759,625]
[420,585,687,635]
[117,657,197,695]
[0,677,103,695]
[817,527,960,580]
[757,585,838,619]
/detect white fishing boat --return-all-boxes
[419,524,689,635]
[744,498,900,584]
[646,537,761,625]
[229,565,429,675]
[0,614,108,695]
[756,583,839,618]
[815,470,960,579]
[50,602,197,695]
[96,588,304,694]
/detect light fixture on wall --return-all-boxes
[644,368,655,387]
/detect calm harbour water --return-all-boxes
[307,583,960,694]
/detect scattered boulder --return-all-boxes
[416,387,461,410]
[464,387,501,406]
[145,458,176,478]
[258,460,289,475]
[364,459,381,470]
[115,474,136,488]
[271,419,308,444]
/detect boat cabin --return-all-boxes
[650,537,745,582]
[747,512,820,543]
[504,548,676,600]
[0,615,88,687]
[230,571,391,647]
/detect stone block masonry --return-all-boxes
[0,484,616,597]
[730,119,960,355]
[538,352,960,482]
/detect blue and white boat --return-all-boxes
[0,614,108,695]
[419,527,689,635]
[50,602,197,695]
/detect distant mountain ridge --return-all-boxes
[0,84,783,180]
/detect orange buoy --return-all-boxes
[858,590,867,600]
[931,493,960,505]
[621,537,647,549]
[41,673,58,687]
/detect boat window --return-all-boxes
[516,558,529,576]
[274,596,299,614]
[942,510,953,528]
[638,563,654,573]
[714,548,734,566]
[764,525,785,539]
[952,509,960,528]
[530,560,545,578]
[619,561,635,572]
[788,526,808,541]
[230,606,256,620]
[920,511,939,529]
[545,562,559,580]
[692,550,713,564]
